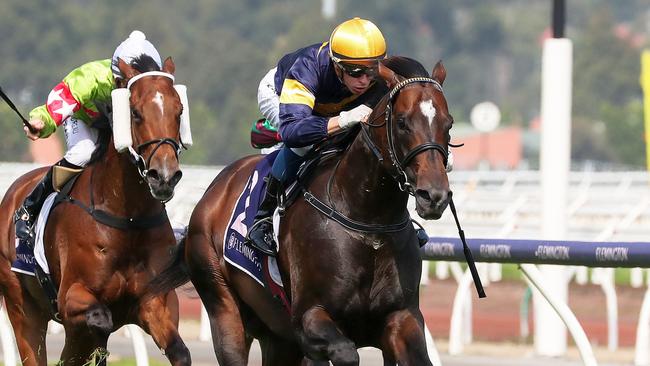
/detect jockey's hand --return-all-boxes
[338,104,372,129]
[24,119,44,141]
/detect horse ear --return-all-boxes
[378,63,401,89]
[431,60,446,86]
[118,58,138,81]
[162,57,175,75]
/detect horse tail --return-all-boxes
[147,231,191,295]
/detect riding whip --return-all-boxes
[0,85,38,134]
[448,192,487,298]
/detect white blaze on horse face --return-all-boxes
[153,92,164,116]
[420,99,436,127]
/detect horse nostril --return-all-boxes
[146,169,161,182]
[169,171,183,188]
[415,189,432,203]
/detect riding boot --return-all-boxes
[14,166,55,243]
[247,175,282,256]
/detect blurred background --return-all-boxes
[2,1,650,364]
[0,0,648,170]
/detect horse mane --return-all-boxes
[130,54,163,74]
[87,54,163,165]
[381,56,430,78]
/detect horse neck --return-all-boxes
[332,131,409,222]
[90,146,163,215]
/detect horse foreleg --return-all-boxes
[299,305,359,366]
[380,309,432,366]
[138,291,191,366]
[60,283,112,366]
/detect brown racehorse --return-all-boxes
[0,56,190,365]
[152,56,452,366]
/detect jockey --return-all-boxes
[248,17,388,256]
[14,30,163,243]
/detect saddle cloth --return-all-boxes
[223,150,288,308]
[11,192,57,276]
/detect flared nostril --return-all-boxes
[416,189,450,206]
[146,169,160,182]
[169,171,183,188]
[415,189,432,203]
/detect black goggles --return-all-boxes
[337,62,378,78]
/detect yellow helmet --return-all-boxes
[329,17,386,64]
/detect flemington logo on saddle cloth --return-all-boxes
[223,150,284,292]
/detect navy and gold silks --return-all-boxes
[273,42,385,148]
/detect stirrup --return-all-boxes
[14,206,31,223]
[247,218,277,256]
[14,207,35,242]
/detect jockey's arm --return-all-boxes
[28,59,114,139]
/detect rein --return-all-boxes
[55,166,168,230]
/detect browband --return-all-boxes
[127,71,175,89]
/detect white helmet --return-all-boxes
[111,30,162,79]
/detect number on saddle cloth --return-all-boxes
[223,150,289,309]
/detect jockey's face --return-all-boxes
[336,61,378,95]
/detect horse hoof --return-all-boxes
[85,304,113,335]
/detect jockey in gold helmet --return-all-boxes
[249,18,388,256]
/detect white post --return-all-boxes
[448,269,474,355]
[321,0,335,19]
[200,305,211,341]
[635,286,650,366]
[521,264,597,366]
[423,323,442,366]
[0,303,17,366]
[537,37,573,356]
[125,325,149,366]
[421,261,430,286]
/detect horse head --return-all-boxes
[114,56,184,201]
[369,58,453,219]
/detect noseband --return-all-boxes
[124,71,182,179]
[361,77,449,193]
[129,138,181,179]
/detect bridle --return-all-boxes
[360,77,456,194]
[128,138,181,180]
[123,71,183,180]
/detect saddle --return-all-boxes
[222,126,362,312]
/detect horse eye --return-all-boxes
[397,116,408,129]
[177,107,184,123]
[131,109,142,122]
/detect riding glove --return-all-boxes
[338,104,372,129]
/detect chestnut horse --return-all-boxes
[153,56,453,365]
[0,56,190,365]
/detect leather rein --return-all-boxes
[302,77,449,235]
